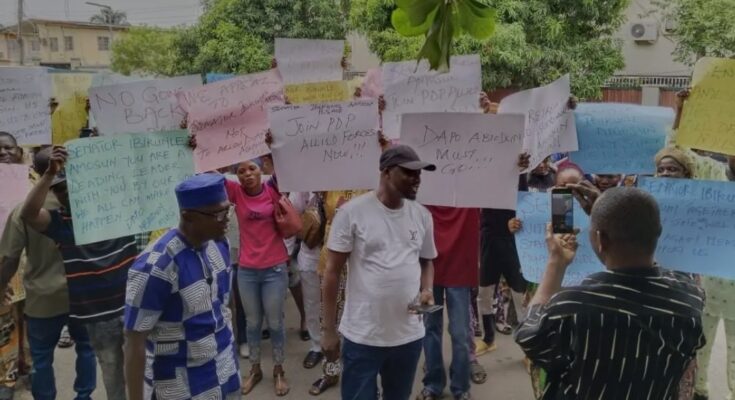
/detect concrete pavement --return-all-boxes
[15,294,729,399]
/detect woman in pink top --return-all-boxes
[225,157,291,397]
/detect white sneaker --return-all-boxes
[239,344,250,359]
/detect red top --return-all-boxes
[426,206,480,287]
[225,179,289,269]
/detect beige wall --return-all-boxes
[1,22,126,69]
[613,0,693,76]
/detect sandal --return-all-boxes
[416,388,440,400]
[470,361,487,384]
[57,326,74,349]
[303,351,324,369]
[300,330,311,341]
[495,323,512,335]
[274,370,290,397]
[309,376,338,396]
[241,369,263,395]
[474,338,497,357]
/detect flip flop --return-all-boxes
[470,361,487,384]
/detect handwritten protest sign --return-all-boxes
[676,57,735,156]
[51,73,93,145]
[382,55,482,139]
[0,164,30,302]
[572,103,673,174]
[89,75,201,135]
[0,164,30,245]
[269,100,380,192]
[91,72,147,88]
[176,69,284,172]
[275,38,344,85]
[65,130,194,245]
[639,177,735,279]
[515,191,603,286]
[498,75,578,171]
[400,112,523,209]
[206,73,234,84]
[0,67,51,145]
[284,81,350,104]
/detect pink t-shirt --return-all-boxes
[225,179,289,269]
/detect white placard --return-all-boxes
[269,100,381,192]
[275,38,344,85]
[400,112,525,209]
[0,67,52,145]
[498,74,578,171]
[382,54,482,139]
[89,75,201,135]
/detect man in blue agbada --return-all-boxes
[124,174,240,400]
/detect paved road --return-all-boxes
[16,295,729,399]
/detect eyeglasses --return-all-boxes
[188,205,233,222]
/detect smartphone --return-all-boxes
[408,304,444,314]
[551,188,574,234]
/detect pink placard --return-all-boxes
[177,70,285,172]
[0,164,30,235]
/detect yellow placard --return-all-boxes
[51,73,93,145]
[675,57,735,155]
[284,81,350,105]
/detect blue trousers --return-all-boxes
[342,338,423,400]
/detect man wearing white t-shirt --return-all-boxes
[322,145,438,400]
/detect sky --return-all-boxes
[0,0,203,27]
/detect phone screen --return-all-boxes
[551,189,574,234]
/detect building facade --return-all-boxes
[0,19,127,70]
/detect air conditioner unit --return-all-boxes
[630,20,659,43]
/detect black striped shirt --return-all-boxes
[43,209,137,323]
[515,267,705,400]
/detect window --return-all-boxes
[49,37,59,52]
[64,36,74,51]
[97,36,110,51]
[31,39,40,52]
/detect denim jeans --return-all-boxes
[237,264,288,365]
[422,286,471,397]
[231,268,247,345]
[342,338,423,400]
[86,317,126,400]
[26,314,97,400]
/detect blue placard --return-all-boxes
[206,73,234,84]
[639,177,735,279]
[515,192,605,286]
[572,103,673,174]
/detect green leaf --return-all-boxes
[395,0,442,26]
[391,7,437,37]
[457,0,496,39]
[417,3,455,72]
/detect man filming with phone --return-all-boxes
[321,145,438,400]
[515,185,705,399]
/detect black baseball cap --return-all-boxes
[379,145,436,171]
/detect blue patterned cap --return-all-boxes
[175,174,227,209]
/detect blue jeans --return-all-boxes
[26,314,97,400]
[231,269,247,344]
[342,338,423,400]
[422,286,471,397]
[237,264,288,365]
[86,317,126,400]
